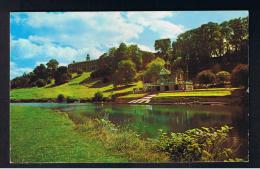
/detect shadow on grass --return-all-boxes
[103,84,135,93]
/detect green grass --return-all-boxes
[11,72,143,100]
[10,105,170,163]
[10,105,127,163]
[155,88,237,98]
[117,93,147,99]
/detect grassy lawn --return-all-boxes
[155,88,238,98]
[10,105,127,163]
[10,72,143,100]
[117,93,147,99]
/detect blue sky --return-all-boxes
[10,11,248,79]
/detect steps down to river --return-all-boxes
[128,94,157,104]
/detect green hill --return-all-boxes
[10,72,143,101]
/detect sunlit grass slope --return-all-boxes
[10,72,143,100]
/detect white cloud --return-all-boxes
[14,12,144,49]
[10,62,33,79]
[127,12,185,38]
[126,42,155,52]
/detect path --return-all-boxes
[128,94,157,104]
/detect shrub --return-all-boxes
[196,70,216,85]
[35,79,47,87]
[231,64,248,88]
[56,94,65,103]
[92,91,104,102]
[216,71,231,84]
[155,125,238,162]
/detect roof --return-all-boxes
[159,67,171,75]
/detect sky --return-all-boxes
[10,11,248,79]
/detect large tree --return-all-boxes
[154,38,172,62]
[113,60,136,86]
[46,59,59,78]
[144,57,166,83]
[54,66,72,85]
[33,64,49,80]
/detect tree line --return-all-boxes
[11,59,72,89]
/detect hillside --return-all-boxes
[10,72,143,101]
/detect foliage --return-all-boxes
[141,51,155,68]
[154,38,172,62]
[143,57,166,82]
[231,64,248,88]
[46,59,59,78]
[35,79,47,87]
[155,125,238,162]
[75,118,169,162]
[113,60,137,86]
[216,71,231,84]
[33,64,49,80]
[196,70,216,85]
[11,59,58,89]
[171,17,248,79]
[92,91,104,102]
[54,66,72,85]
[56,94,65,103]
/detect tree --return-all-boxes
[86,54,90,61]
[216,71,231,84]
[46,59,59,78]
[196,70,216,85]
[35,79,47,87]
[54,66,72,85]
[128,45,143,70]
[154,39,172,62]
[114,43,129,68]
[33,64,48,80]
[141,51,155,68]
[231,64,248,88]
[113,60,136,86]
[144,57,166,83]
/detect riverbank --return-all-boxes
[10,105,169,163]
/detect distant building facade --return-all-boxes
[144,68,193,92]
[68,59,99,72]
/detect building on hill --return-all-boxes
[68,57,99,73]
[143,68,193,92]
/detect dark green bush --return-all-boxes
[155,125,238,162]
[35,79,47,87]
[56,94,65,103]
[92,91,104,102]
[196,70,216,85]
